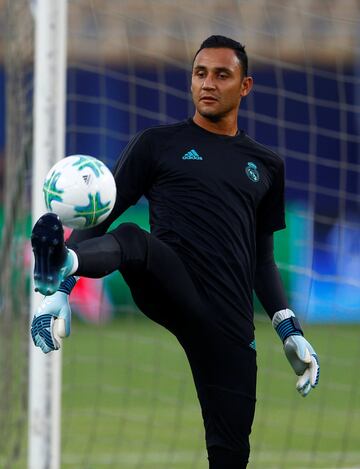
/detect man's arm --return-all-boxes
[254,232,320,397]
[254,232,288,318]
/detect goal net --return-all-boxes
[0,1,33,467]
[1,1,359,468]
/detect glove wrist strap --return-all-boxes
[58,275,77,295]
[272,309,304,343]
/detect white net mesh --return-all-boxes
[1,1,359,468]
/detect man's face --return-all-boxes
[191,47,250,121]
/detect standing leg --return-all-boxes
[180,331,257,469]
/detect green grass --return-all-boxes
[57,316,360,469]
[3,316,359,468]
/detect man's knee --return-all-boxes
[110,223,149,267]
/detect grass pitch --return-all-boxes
[59,315,360,469]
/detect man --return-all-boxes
[31,35,320,468]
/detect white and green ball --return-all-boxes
[43,155,117,229]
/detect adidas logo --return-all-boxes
[82,174,91,185]
[182,149,203,160]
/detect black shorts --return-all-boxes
[119,230,257,457]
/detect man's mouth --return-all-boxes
[200,95,218,102]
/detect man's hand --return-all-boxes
[31,291,71,354]
[283,335,320,397]
[273,308,320,397]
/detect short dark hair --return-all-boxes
[193,35,248,76]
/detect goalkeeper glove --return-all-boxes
[272,308,320,397]
[31,276,76,354]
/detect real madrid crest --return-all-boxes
[245,162,260,182]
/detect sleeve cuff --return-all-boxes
[272,309,304,343]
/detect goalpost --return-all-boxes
[28,1,67,468]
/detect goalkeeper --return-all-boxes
[30,35,319,469]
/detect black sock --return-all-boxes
[208,446,248,469]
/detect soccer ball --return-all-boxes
[43,155,117,229]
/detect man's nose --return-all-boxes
[202,75,216,89]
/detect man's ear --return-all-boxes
[240,76,253,97]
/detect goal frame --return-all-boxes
[28,1,68,468]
